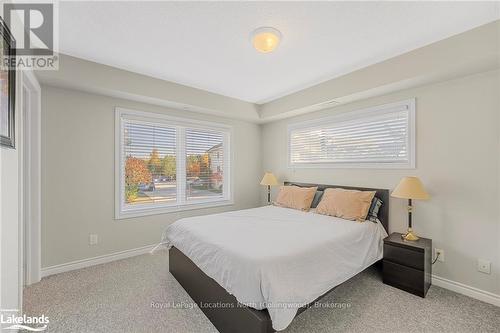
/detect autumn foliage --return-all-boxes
[148,149,162,176]
[125,157,152,202]
[187,153,211,179]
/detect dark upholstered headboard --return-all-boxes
[284,181,390,233]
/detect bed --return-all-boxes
[164,182,389,333]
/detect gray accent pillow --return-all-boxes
[367,197,383,222]
[311,190,324,208]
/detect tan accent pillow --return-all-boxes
[274,186,317,211]
[316,188,376,222]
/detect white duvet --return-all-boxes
[163,205,387,331]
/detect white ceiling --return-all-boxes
[59,1,500,104]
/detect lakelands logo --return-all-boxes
[1,309,49,331]
[1,1,58,70]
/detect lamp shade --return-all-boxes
[391,177,430,200]
[260,172,278,186]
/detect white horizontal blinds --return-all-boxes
[117,109,233,218]
[123,119,177,206]
[290,107,410,165]
[185,128,225,201]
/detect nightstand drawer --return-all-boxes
[383,260,425,297]
[384,244,423,271]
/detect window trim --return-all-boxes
[115,107,233,220]
[287,99,416,169]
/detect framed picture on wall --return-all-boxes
[0,17,16,149]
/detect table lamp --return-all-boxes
[391,176,430,241]
[260,172,278,204]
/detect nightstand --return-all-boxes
[383,232,432,297]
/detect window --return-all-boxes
[288,99,415,168]
[185,128,225,202]
[116,108,232,219]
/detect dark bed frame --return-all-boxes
[169,182,389,333]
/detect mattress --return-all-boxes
[163,205,387,331]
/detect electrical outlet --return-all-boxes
[477,259,491,274]
[435,248,445,262]
[89,234,98,245]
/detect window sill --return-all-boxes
[115,200,234,220]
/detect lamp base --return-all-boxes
[401,228,419,241]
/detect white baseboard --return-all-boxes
[432,274,500,307]
[41,248,500,308]
[41,244,157,278]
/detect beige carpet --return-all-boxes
[23,250,500,332]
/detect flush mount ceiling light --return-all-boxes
[251,27,282,53]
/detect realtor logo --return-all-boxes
[3,3,54,55]
[1,2,58,70]
[1,309,49,332]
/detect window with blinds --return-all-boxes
[288,99,415,168]
[116,109,232,218]
[123,120,177,206]
[185,129,225,202]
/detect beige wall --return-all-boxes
[37,54,260,122]
[261,70,500,295]
[41,86,262,267]
[0,70,21,314]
